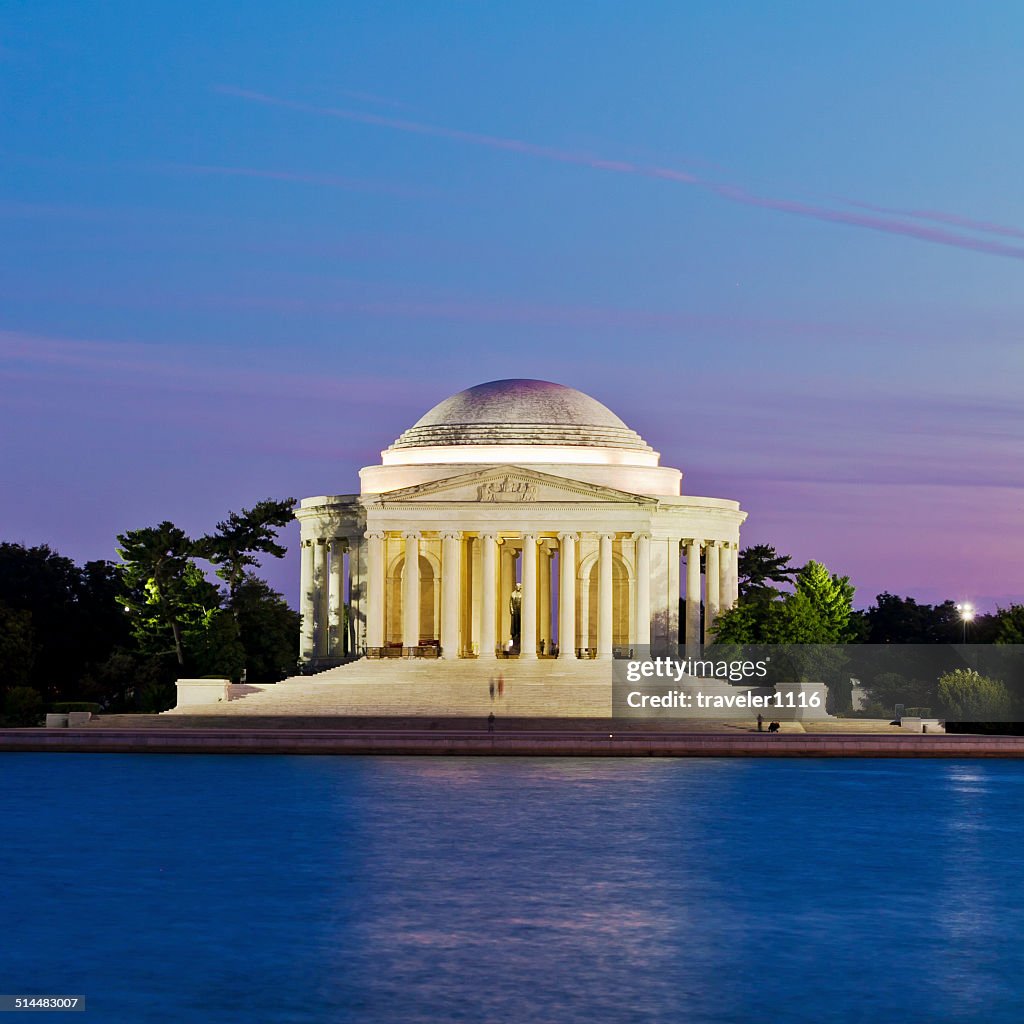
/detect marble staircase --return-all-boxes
[162,657,614,718]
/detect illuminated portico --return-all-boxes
[296,379,746,666]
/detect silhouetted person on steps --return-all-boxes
[487,712,495,734]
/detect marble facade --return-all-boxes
[295,380,746,666]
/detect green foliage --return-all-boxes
[188,608,246,679]
[134,680,177,714]
[50,701,103,713]
[195,498,295,607]
[233,574,301,682]
[712,555,856,712]
[0,544,84,700]
[993,605,1024,644]
[713,558,856,646]
[938,669,1014,720]
[711,600,765,644]
[1,506,298,711]
[2,686,44,726]
[737,544,797,599]
[863,593,961,644]
[123,558,221,661]
[117,522,196,666]
[795,560,856,641]
[864,671,938,713]
[78,649,173,712]
[0,602,34,692]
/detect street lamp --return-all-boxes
[955,602,975,643]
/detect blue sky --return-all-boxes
[2,1,1022,608]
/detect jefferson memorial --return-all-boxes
[296,379,745,667]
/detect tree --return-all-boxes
[0,603,34,694]
[2,686,44,727]
[864,671,937,713]
[0,543,82,700]
[938,669,1014,721]
[862,593,961,644]
[737,544,798,599]
[710,601,764,645]
[233,575,301,682]
[195,498,296,626]
[993,605,1024,644]
[0,543,159,704]
[713,557,856,645]
[795,560,856,642]
[117,522,197,667]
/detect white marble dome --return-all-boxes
[363,378,682,497]
[388,379,654,454]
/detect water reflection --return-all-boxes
[1,756,1024,1023]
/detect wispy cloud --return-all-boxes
[215,84,1024,262]
[843,199,1024,242]
[0,284,914,343]
[710,184,1024,261]
[0,328,437,407]
[213,85,699,182]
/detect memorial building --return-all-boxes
[295,379,746,667]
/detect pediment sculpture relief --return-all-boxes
[477,477,538,502]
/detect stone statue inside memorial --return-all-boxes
[510,583,522,645]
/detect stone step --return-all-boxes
[163,657,616,718]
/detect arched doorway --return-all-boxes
[385,553,439,646]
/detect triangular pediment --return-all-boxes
[372,466,655,506]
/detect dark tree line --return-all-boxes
[0,498,300,723]
[713,545,1022,645]
[708,545,1024,716]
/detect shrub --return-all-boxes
[3,686,45,726]
[938,669,1014,721]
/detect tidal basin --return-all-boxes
[3,755,1023,1024]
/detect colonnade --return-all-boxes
[299,536,362,664]
[300,529,740,665]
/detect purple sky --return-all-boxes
[2,2,1022,610]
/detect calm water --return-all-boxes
[1,755,1022,1024]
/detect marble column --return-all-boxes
[440,532,461,659]
[348,534,366,654]
[720,544,734,611]
[667,538,681,657]
[328,538,346,657]
[558,532,576,659]
[634,533,651,648]
[480,533,497,659]
[648,537,668,655]
[300,538,316,662]
[597,533,614,660]
[704,541,721,645]
[470,537,482,655]
[578,561,590,652]
[520,533,537,658]
[685,539,702,656]
[402,532,420,649]
[539,546,551,654]
[366,532,385,649]
[314,540,329,658]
